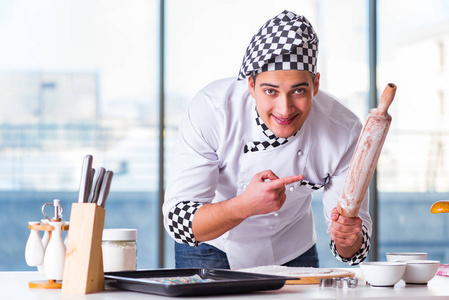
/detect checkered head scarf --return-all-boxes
[237,10,319,80]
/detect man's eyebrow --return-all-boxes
[259,83,279,88]
[259,82,310,88]
[291,82,310,88]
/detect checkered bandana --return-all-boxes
[237,10,319,80]
[244,107,297,153]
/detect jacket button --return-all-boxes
[297,150,302,156]
[289,186,294,192]
[274,213,279,217]
[243,184,247,189]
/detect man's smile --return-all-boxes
[272,114,298,125]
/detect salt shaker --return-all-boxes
[37,219,50,275]
[43,221,66,280]
[102,229,137,272]
[25,222,44,267]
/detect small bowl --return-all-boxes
[360,262,406,286]
[402,260,440,284]
[386,252,427,262]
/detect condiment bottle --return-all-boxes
[102,229,137,272]
[37,219,50,275]
[25,222,44,267]
[43,221,66,280]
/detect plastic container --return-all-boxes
[102,229,137,272]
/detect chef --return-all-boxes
[163,10,372,269]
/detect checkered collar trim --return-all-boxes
[243,107,297,153]
[238,10,319,80]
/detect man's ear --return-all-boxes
[313,72,320,96]
[248,76,256,98]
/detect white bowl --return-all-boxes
[360,262,407,286]
[402,260,440,284]
[386,252,427,262]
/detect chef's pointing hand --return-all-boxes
[240,170,304,217]
[192,171,303,242]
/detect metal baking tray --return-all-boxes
[104,268,292,297]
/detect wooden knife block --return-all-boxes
[62,203,105,294]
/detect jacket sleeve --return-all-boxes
[162,90,223,245]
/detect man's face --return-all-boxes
[248,70,320,138]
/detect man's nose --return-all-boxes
[277,94,294,115]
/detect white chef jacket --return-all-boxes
[163,77,372,269]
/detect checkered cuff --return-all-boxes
[329,225,370,266]
[167,201,203,247]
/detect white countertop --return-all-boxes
[2,269,449,300]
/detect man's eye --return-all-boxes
[294,89,305,95]
[264,89,275,95]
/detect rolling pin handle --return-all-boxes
[376,83,396,116]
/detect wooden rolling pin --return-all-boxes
[337,83,397,218]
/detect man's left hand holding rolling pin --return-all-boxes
[163,10,371,269]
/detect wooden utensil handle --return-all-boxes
[376,83,396,116]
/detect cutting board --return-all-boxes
[237,266,355,285]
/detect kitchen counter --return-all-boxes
[2,269,449,300]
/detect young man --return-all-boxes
[163,10,372,269]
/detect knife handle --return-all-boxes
[91,168,106,203]
[85,168,95,203]
[78,155,93,203]
[97,171,113,208]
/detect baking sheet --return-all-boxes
[104,268,292,297]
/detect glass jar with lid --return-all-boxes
[102,228,137,272]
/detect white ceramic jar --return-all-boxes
[43,221,66,280]
[25,221,44,267]
[102,229,137,272]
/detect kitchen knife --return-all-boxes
[78,155,93,203]
[90,167,105,203]
[97,170,113,208]
[85,168,95,203]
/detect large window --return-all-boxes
[377,0,449,262]
[0,0,159,270]
[2,0,449,271]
